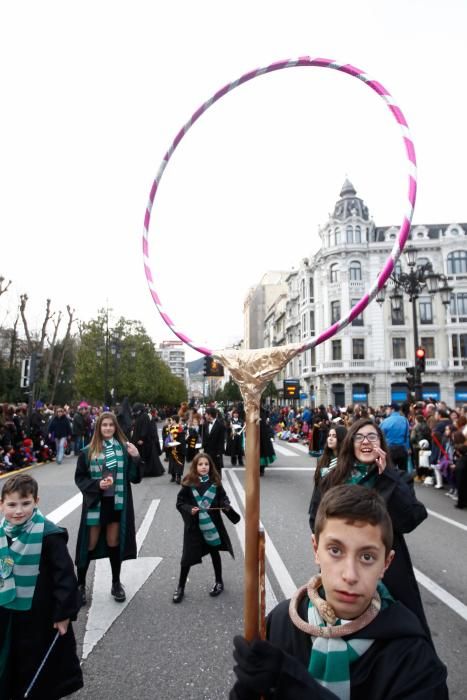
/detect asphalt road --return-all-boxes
[7,440,466,699]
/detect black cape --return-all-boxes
[176,482,241,567]
[0,522,83,699]
[231,594,448,699]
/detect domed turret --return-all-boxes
[333,179,369,221]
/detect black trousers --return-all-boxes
[389,445,408,472]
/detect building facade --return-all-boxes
[257,180,467,408]
[244,271,289,349]
[156,340,186,382]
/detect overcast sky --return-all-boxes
[1,1,466,360]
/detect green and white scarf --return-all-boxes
[86,438,125,526]
[0,507,45,611]
[307,582,393,700]
[191,483,221,547]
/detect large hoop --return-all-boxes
[142,57,416,355]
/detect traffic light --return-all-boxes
[415,347,426,374]
[203,356,224,377]
[283,379,300,399]
[406,366,416,392]
[20,357,31,388]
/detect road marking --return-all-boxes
[427,509,467,533]
[222,471,278,614]
[46,493,83,523]
[228,470,297,599]
[414,568,467,622]
[273,444,300,457]
[82,499,162,659]
[136,499,160,553]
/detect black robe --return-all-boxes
[176,482,240,567]
[0,522,83,700]
[74,445,142,568]
[308,465,430,638]
[231,595,448,699]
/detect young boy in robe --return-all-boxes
[231,484,448,699]
[0,474,83,699]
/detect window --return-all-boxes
[309,277,314,301]
[309,311,315,335]
[300,278,305,300]
[452,334,467,360]
[346,225,353,243]
[352,338,365,360]
[419,299,433,324]
[420,337,435,359]
[332,340,342,361]
[391,301,405,325]
[355,225,362,243]
[333,227,341,246]
[349,261,362,281]
[394,261,402,276]
[331,300,341,323]
[330,264,339,283]
[416,257,430,270]
[450,292,467,321]
[302,313,307,337]
[447,251,467,275]
[351,299,363,326]
[392,337,406,359]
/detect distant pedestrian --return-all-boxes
[74,411,142,606]
[380,403,410,471]
[202,407,226,475]
[48,406,72,465]
[172,453,240,603]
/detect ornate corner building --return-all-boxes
[254,179,467,408]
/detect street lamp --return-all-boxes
[377,245,453,400]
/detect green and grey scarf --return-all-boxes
[191,483,221,547]
[86,438,125,526]
[0,507,45,611]
[307,582,393,700]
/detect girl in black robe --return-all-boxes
[75,411,142,605]
[173,452,240,603]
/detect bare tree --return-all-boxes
[8,314,19,369]
[50,306,76,404]
[42,311,62,390]
[0,276,12,298]
[19,294,32,352]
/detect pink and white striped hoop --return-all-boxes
[142,57,416,356]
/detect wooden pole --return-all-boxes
[244,403,261,640]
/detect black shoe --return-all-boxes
[78,584,87,607]
[111,581,126,602]
[170,476,176,482]
[172,587,184,603]
[209,582,224,597]
[238,461,244,466]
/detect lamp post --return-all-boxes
[376,246,453,401]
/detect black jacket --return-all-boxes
[202,419,226,458]
[0,523,83,699]
[176,481,240,567]
[230,594,448,699]
[48,415,72,440]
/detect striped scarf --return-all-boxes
[307,582,393,699]
[86,438,125,526]
[0,507,45,611]
[191,483,221,547]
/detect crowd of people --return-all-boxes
[0,395,462,697]
[271,400,467,510]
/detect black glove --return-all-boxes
[233,635,284,693]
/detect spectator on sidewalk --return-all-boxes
[72,402,91,456]
[48,406,73,465]
[380,403,410,472]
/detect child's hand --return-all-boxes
[54,619,70,636]
[191,507,200,515]
[100,476,113,490]
[126,441,140,458]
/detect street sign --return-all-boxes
[283,379,300,399]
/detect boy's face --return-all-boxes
[1,490,38,525]
[312,518,394,620]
